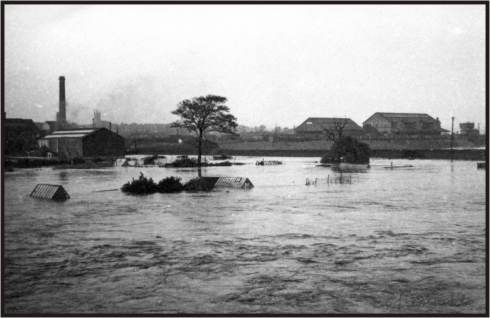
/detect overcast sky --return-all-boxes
[5,4,486,130]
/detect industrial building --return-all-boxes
[92,110,113,129]
[362,112,445,136]
[38,128,125,160]
[459,122,479,137]
[295,117,364,138]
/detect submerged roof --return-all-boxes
[30,184,70,201]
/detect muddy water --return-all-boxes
[3,157,486,314]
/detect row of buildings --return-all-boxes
[294,113,480,138]
[6,75,483,160]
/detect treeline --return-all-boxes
[125,135,219,155]
[114,123,295,139]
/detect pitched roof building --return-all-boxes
[362,112,444,135]
[38,128,125,160]
[295,117,364,137]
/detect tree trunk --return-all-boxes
[197,130,202,177]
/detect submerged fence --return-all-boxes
[306,176,353,185]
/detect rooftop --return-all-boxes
[297,117,363,131]
[42,129,99,139]
[375,112,438,122]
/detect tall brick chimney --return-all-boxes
[58,76,66,123]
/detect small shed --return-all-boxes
[30,184,70,201]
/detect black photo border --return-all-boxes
[0,1,488,317]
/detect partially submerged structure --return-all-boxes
[256,160,282,166]
[30,184,70,201]
[38,128,125,160]
[202,177,254,189]
[121,175,254,194]
[213,154,233,160]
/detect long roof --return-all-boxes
[296,117,363,131]
[366,112,437,123]
[43,129,99,139]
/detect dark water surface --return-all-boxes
[4,157,486,314]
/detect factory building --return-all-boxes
[92,110,113,130]
[459,122,479,137]
[363,112,445,136]
[38,128,125,160]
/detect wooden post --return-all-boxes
[450,116,455,161]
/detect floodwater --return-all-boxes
[3,157,486,314]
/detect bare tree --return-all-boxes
[324,118,348,142]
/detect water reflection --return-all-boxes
[330,165,370,173]
[57,171,69,182]
[450,161,455,184]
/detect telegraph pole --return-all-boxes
[450,116,455,161]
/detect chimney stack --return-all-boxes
[58,76,66,124]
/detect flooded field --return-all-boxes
[3,157,486,314]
